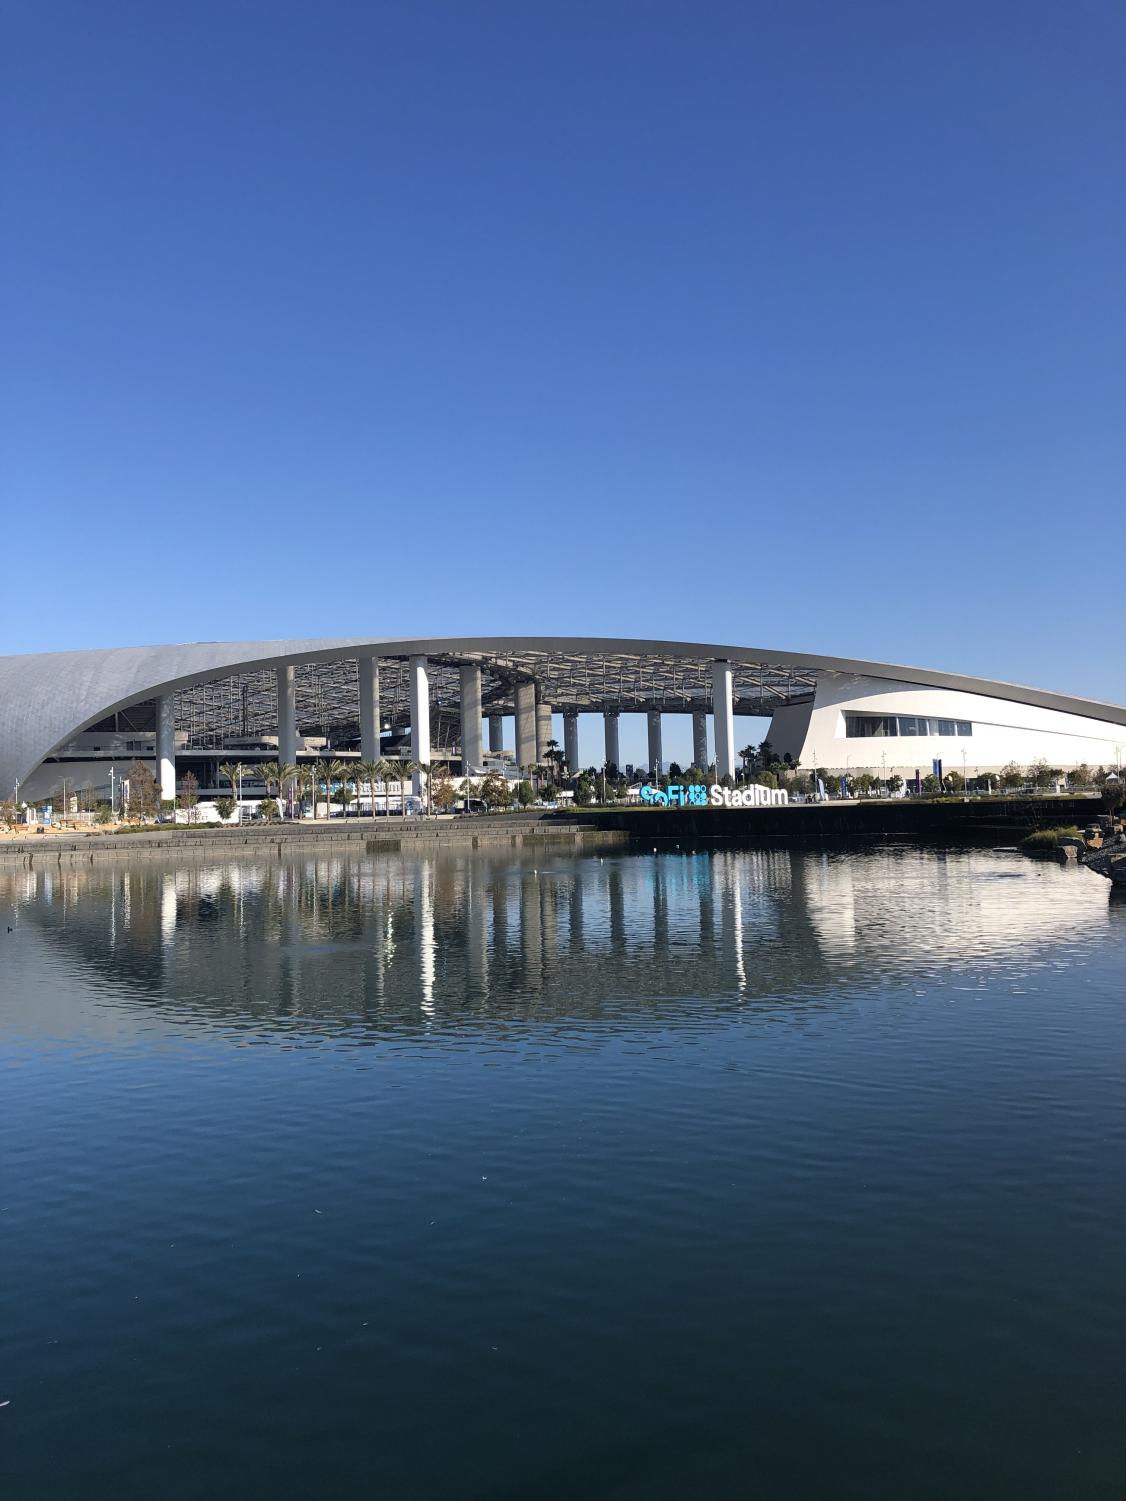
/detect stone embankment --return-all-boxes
[0,813,623,869]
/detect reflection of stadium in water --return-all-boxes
[5,846,1110,1040]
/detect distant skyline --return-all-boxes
[3,3,1123,757]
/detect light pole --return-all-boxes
[961,747,968,794]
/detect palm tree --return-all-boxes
[295,763,317,817]
[374,757,396,817]
[258,761,280,802]
[356,760,381,821]
[219,761,244,822]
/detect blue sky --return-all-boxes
[2,2,1123,765]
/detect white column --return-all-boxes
[535,696,552,762]
[603,711,620,771]
[647,710,663,777]
[514,682,537,770]
[563,712,579,773]
[358,655,381,762]
[277,666,297,766]
[488,713,504,753]
[712,661,736,781]
[409,655,430,795]
[459,665,483,773]
[156,694,176,804]
[692,710,708,770]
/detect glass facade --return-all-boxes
[845,714,972,739]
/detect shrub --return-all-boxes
[1020,826,1081,850]
[215,797,235,821]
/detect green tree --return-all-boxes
[1027,758,1054,790]
[999,761,1024,790]
[887,774,904,794]
[516,779,536,808]
[125,758,160,821]
[259,797,280,821]
[921,773,941,794]
[477,773,509,811]
[176,770,200,823]
[854,771,876,796]
[215,796,235,822]
[430,767,458,811]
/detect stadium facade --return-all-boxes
[2,636,1123,803]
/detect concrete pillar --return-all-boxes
[459,665,483,773]
[156,694,176,804]
[514,682,537,770]
[563,712,579,773]
[277,666,297,767]
[646,710,663,777]
[357,656,381,762]
[692,710,708,770]
[488,713,504,754]
[603,711,620,771]
[712,661,736,781]
[409,655,430,795]
[535,696,553,762]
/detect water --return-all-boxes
[1,845,1123,1499]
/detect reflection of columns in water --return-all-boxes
[465,862,489,997]
[651,854,669,955]
[717,854,746,993]
[539,873,558,968]
[416,862,435,1015]
[160,872,177,947]
[696,855,716,956]
[607,865,625,951]
[520,870,543,992]
[568,873,584,953]
[491,875,509,963]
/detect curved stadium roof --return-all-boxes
[2,635,1124,793]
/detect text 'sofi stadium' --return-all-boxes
[2,636,1124,802]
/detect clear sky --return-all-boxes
[2,2,1123,765]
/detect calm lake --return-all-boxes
[2,845,1123,1499]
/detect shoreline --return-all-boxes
[0,794,1109,868]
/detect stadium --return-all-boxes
[2,636,1123,806]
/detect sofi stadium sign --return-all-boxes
[639,783,789,808]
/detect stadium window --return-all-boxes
[845,715,898,738]
[957,721,973,736]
